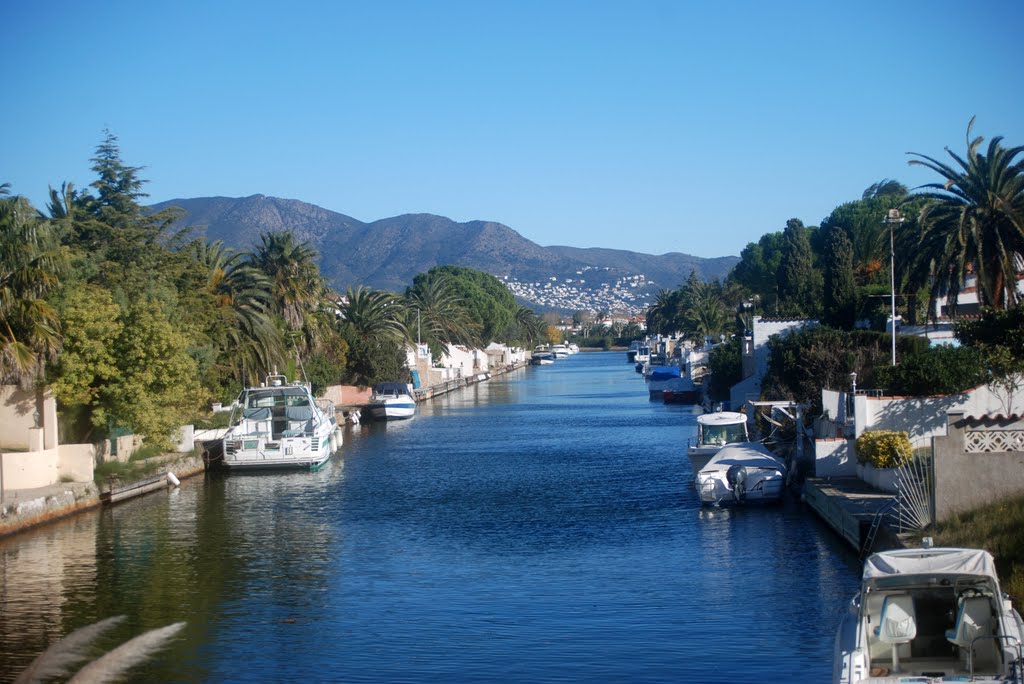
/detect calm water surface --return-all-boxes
[0,352,861,682]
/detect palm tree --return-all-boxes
[192,240,283,385]
[0,187,68,384]
[338,286,409,346]
[404,275,481,352]
[251,231,328,329]
[513,305,547,347]
[645,289,680,336]
[906,118,1024,312]
[683,280,730,343]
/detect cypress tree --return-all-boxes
[823,225,857,329]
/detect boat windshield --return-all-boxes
[701,423,747,446]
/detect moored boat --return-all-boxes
[695,442,786,505]
[834,547,1024,683]
[222,373,340,470]
[550,344,570,358]
[687,411,749,475]
[532,350,555,365]
[367,382,417,420]
[647,365,682,399]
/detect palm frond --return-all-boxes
[13,615,126,684]
[66,622,186,684]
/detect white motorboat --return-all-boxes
[568,343,579,354]
[695,442,786,504]
[550,344,570,358]
[532,350,555,365]
[687,411,749,475]
[367,382,417,420]
[834,547,1024,683]
[222,373,340,470]
[635,345,651,365]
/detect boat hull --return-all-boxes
[367,403,416,420]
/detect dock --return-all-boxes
[803,477,899,554]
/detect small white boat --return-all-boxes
[687,411,749,475]
[531,350,555,365]
[635,345,651,365]
[568,343,579,354]
[695,442,785,505]
[834,547,1024,683]
[367,382,417,420]
[550,344,570,358]
[222,373,340,470]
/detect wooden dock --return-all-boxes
[803,477,898,553]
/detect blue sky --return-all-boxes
[3,1,1022,258]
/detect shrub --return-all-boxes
[855,429,912,468]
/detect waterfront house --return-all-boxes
[812,376,1024,523]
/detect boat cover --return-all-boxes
[701,442,785,472]
[649,366,681,381]
[863,548,998,582]
[697,411,747,427]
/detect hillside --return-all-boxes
[152,195,739,308]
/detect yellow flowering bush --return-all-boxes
[855,430,912,469]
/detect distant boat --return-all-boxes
[662,377,701,404]
[532,349,555,365]
[568,343,580,354]
[222,373,340,470]
[367,382,417,420]
[687,411,749,475]
[695,442,786,505]
[550,344,570,358]
[647,365,681,399]
[634,345,651,365]
[627,340,642,363]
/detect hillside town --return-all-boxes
[501,269,652,314]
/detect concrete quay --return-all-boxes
[1,452,206,540]
[802,477,902,555]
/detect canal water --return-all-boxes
[0,352,862,682]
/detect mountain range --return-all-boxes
[152,194,739,305]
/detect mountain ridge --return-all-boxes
[152,195,739,308]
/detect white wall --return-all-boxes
[815,438,856,477]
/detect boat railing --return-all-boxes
[970,634,1022,681]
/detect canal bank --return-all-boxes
[0,363,530,539]
[0,451,206,539]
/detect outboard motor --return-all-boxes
[726,465,747,501]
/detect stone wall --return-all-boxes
[933,412,1024,522]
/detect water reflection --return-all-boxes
[0,354,861,682]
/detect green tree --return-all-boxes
[822,225,857,329]
[185,239,284,388]
[0,187,67,384]
[70,131,186,295]
[50,286,122,440]
[412,266,517,345]
[776,219,822,318]
[645,288,680,336]
[404,274,481,355]
[728,231,786,315]
[706,335,742,402]
[906,119,1024,312]
[105,301,206,448]
[337,286,409,386]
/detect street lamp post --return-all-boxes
[884,209,905,367]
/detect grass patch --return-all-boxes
[94,450,168,488]
[193,411,233,430]
[933,494,1024,601]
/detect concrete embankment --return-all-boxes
[0,452,206,540]
[802,477,903,555]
